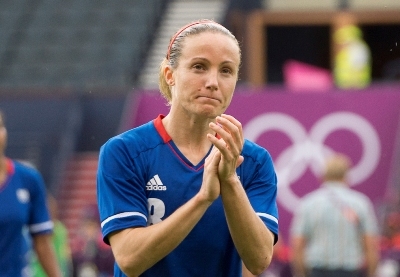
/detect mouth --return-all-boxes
[197,96,221,103]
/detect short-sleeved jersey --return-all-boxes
[0,159,53,277]
[290,182,379,269]
[97,115,279,277]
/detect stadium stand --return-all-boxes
[138,0,227,89]
[57,152,98,254]
[0,93,83,195]
[0,0,166,89]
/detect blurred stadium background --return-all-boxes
[1,0,400,274]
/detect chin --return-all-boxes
[197,109,219,119]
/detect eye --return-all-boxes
[193,64,205,71]
[221,67,233,75]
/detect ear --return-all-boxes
[164,65,175,86]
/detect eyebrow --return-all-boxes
[190,57,236,65]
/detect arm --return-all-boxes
[208,114,275,275]
[362,234,380,277]
[32,233,62,277]
[291,235,308,277]
[109,147,222,277]
[242,261,258,277]
[220,174,275,275]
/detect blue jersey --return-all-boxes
[97,115,279,277]
[0,159,53,277]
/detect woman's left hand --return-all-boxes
[207,114,244,183]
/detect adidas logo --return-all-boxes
[146,174,167,191]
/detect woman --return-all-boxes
[97,19,278,277]
[0,110,62,277]
[31,193,73,277]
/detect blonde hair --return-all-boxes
[158,20,241,104]
[323,153,352,182]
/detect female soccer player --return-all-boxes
[0,110,62,277]
[97,19,278,277]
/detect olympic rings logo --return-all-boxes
[243,112,381,213]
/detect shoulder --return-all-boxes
[240,140,276,181]
[300,188,327,206]
[13,160,42,179]
[242,139,272,164]
[346,187,373,205]
[11,160,46,192]
[100,120,161,157]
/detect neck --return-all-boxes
[162,112,215,146]
[325,178,347,185]
[162,113,216,165]
[0,155,6,171]
[0,156,7,186]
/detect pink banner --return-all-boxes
[127,84,400,241]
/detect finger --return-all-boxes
[208,126,238,162]
[207,134,229,155]
[221,114,241,128]
[220,114,243,133]
[209,148,222,172]
[210,119,241,155]
[215,116,242,146]
[206,145,219,160]
[209,122,230,144]
[219,114,244,146]
[236,155,244,168]
[213,150,222,164]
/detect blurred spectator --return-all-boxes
[381,210,400,252]
[333,13,371,89]
[376,200,400,277]
[30,193,72,276]
[0,110,62,277]
[72,205,114,277]
[290,153,380,277]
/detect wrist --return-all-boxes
[194,191,215,207]
[220,173,240,186]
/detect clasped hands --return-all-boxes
[202,114,244,202]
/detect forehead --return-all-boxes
[180,31,240,62]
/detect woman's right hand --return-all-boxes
[199,146,221,204]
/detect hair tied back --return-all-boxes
[166,19,220,60]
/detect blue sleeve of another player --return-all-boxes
[240,141,279,243]
[97,135,149,244]
[27,167,53,235]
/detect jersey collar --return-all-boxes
[153,114,221,142]
[6,158,14,175]
[153,114,171,143]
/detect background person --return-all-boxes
[290,153,380,277]
[30,193,73,277]
[97,19,278,277]
[0,110,62,277]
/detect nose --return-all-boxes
[205,69,218,91]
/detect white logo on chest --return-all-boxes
[146,174,167,191]
[17,189,30,203]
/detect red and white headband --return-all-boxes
[166,19,223,60]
